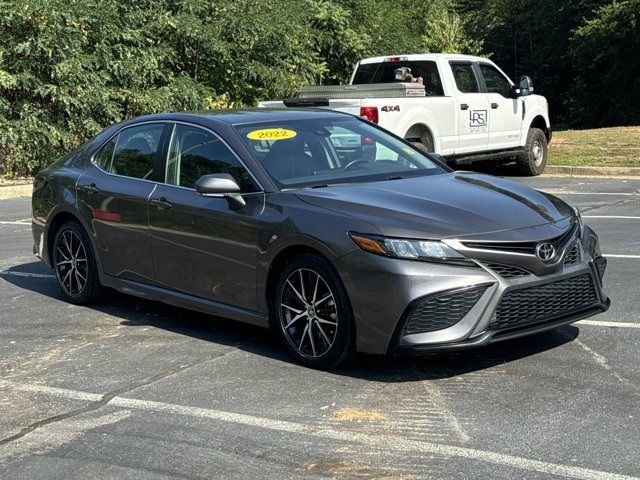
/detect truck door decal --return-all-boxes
[469,110,488,132]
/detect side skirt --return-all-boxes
[100,274,270,329]
[446,148,524,165]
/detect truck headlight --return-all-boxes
[349,232,471,264]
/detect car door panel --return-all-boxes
[148,122,265,310]
[76,164,157,283]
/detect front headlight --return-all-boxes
[573,206,584,233]
[349,232,470,264]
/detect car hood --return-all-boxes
[294,172,575,240]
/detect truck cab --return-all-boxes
[259,53,551,176]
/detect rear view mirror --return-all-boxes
[195,174,246,210]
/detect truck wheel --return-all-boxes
[409,131,434,153]
[516,128,547,176]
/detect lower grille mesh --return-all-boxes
[563,244,580,265]
[404,285,488,335]
[490,274,597,330]
[483,262,532,278]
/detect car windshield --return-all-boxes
[235,117,446,189]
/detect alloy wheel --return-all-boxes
[54,229,88,297]
[279,268,338,358]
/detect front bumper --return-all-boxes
[334,225,609,355]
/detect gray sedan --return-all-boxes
[31,109,609,368]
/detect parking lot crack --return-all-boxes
[0,346,242,449]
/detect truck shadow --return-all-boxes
[2,260,578,383]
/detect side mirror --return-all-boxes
[518,75,534,96]
[195,173,246,210]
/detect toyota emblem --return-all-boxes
[536,242,556,262]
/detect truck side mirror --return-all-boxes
[518,75,534,96]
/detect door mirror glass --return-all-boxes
[195,174,245,209]
[518,75,534,96]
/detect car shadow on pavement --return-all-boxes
[3,260,578,382]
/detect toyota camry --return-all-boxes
[31,109,610,368]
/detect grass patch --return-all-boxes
[548,126,640,167]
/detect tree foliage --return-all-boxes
[0,0,637,177]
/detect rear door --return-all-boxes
[148,122,265,311]
[477,63,523,150]
[76,122,170,284]
[449,62,490,154]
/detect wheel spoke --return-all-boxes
[75,269,86,282]
[316,316,337,326]
[57,259,72,267]
[75,242,83,258]
[57,246,69,261]
[308,322,317,356]
[74,269,82,293]
[314,293,332,307]
[63,232,72,256]
[61,268,73,287]
[298,323,309,350]
[282,303,302,315]
[285,312,306,329]
[315,319,332,346]
[299,270,306,302]
[286,279,307,306]
[312,273,320,304]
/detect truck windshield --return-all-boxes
[352,60,444,96]
[235,117,446,190]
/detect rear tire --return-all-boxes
[52,221,105,304]
[516,128,547,176]
[274,254,355,369]
[409,131,434,153]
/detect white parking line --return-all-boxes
[604,254,640,259]
[584,216,640,219]
[544,191,638,196]
[0,380,636,480]
[0,270,55,279]
[578,320,640,329]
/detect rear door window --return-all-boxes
[95,123,165,180]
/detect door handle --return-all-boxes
[150,197,172,210]
[460,103,469,110]
[491,103,499,109]
[80,183,100,195]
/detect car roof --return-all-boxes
[122,108,352,128]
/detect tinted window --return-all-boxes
[451,64,480,93]
[480,64,511,97]
[236,118,444,189]
[352,61,444,96]
[96,124,164,179]
[166,124,257,192]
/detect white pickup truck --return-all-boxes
[259,53,551,176]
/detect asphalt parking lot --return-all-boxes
[0,175,639,479]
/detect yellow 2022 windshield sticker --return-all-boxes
[247,128,297,141]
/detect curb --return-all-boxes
[0,184,32,200]
[545,165,640,177]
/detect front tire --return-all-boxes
[274,254,355,369]
[52,221,105,304]
[516,127,547,176]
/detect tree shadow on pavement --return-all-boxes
[3,260,578,383]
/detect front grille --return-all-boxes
[490,274,597,331]
[403,285,488,335]
[563,244,580,265]
[483,262,532,278]
[463,222,579,255]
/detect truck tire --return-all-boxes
[409,131,434,153]
[516,128,547,176]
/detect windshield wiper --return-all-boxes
[310,184,330,188]
[385,175,404,181]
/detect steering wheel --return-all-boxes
[342,159,370,171]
